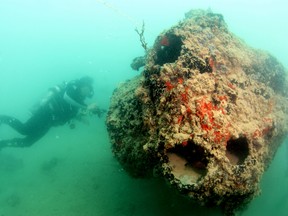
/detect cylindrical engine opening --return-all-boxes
[166,141,208,184]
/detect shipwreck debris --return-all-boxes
[106,9,288,215]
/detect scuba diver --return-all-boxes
[0,76,106,150]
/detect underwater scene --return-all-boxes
[0,0,287,216]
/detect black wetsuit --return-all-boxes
[0,81,87,148]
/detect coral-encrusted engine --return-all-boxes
[106,10,288,215]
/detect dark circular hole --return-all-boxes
[226,137,249,165]
[154,34,182,66]
[168,141,209,171]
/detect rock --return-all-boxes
[106,9,288,215]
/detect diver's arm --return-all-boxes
[87,103,107,117]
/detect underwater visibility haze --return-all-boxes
[0,0,288,216]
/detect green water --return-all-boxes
[0,0,288,215]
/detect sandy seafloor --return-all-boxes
[0,0,288,215]
[0,120,287,216]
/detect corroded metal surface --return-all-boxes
[106,10,288,215]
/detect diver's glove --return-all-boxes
[87,103,107,118]
[91,107,107,118]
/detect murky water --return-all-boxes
[0,1,287,215]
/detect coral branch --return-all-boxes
[135,21,148,52]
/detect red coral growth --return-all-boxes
[252,125,272,138]
[182,141,188,147]
[227,82,236,90]
[180,87,190,103]
[209,57,215,71]
[253,129,261,138]
[181,93,188,103]
[177,115,183,124]
[214,130,230,143]
[196,98,214,121]
[201,123,211,130]
[217,95,228,101]
[160,35,170,46]
[196,96,230,144]
[186,106,192,114]
[165,81,174,91]
[262,127,271,136]
[178,77,184,84]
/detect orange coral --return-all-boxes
[177,115,183,124]
[196,96,230,144]
[182,141,188,147]
[160,35,170,46]
[178,77,184,84]
[165,81,174,91]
